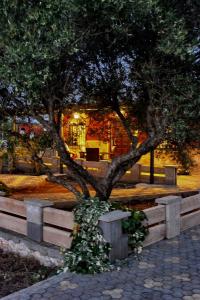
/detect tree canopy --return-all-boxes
[0,0,199,200]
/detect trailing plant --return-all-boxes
[60,199,149,275]
[122,210,149,254]
[59,197,111,274]
[111,202,149,254]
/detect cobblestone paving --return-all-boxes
[3,225,200,300]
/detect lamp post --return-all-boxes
[150,147,155,184]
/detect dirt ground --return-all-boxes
[0,174,199,210]
[0,249,55,298]
[10,180,157,210]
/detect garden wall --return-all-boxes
[0,151,177,185]
[75,160,177,185]
[0,196,73,248]
[102,192,200,261]
[0,192,199,263]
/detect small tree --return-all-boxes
[0,0,199,201]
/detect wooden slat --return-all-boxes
[181,194,200,214]
[82,161,110,177]
[139,175,149,183]
[144,224,165,247]
[43,226,73,248]
[43,207,74,230]
[0,197,26,217]
[121,172,134,181]
[181,211,200,231]
[144,206,165,226]
[0,212,27,235]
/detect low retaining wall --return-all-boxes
[0,196,74,249]
[1,150,177,185]
[0,192,199,264]
[97,191,200,261]
[77,160,177,185]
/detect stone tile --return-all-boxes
[59,280,79,290]
[102,288,123,299]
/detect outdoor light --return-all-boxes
[29,132,35,139]
[19,128,26,135]
[74,112,80,119]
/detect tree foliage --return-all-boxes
[0,0,199,200]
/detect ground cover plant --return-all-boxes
[0,249,55,298]
[59,197,149,274]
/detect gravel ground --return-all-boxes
[0,249,55,298]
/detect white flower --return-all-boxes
[63,266,69,273]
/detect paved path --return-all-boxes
[3,225,200,300]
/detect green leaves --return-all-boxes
[59,198,149,274]
[60,197,111,274]
[0,0,199,188]
[0,0,74,97]
[157,12,189,58]
[122,210,149,253]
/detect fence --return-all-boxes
[76,160,177,185]
[98,192,200,261]
[0,196,73,248]
[1,192,199,261]
[0,148,177,185]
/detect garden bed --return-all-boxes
[0,249,55,298]
[1,175,198,212]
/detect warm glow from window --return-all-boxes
[73,113,80,119]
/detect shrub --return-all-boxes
[60,197,111,274]
[122,210,149,254]
[111,202,149,254]
[59,198,148,274]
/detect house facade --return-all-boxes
[14,110,200,175]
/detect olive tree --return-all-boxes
[0,0,199,200]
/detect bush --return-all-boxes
[111,202,149,254]
[59,198,149,274]
[122,210,149,254]
[60,197,111,274]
